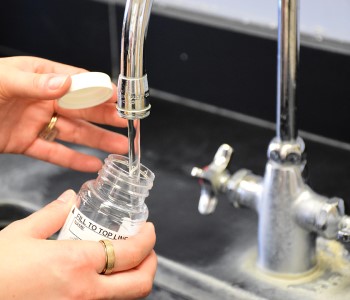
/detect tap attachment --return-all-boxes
[117,75,150,120]
[117,0,153,120]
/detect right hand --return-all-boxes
[0,190,157,300]
[0,56,128,172]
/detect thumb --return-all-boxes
[10,190,77,239]
[0,65,71,100]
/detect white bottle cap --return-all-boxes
[58,72,113,109]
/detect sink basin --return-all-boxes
[1,98,350,299]
[0,200,38,230]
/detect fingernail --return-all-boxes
[58,189,76,203]
[47,74,69,90]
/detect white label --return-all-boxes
[58,206,141,241]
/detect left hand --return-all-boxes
[0,190,157,300]
[0,56,128,172]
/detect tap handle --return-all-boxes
[197,178,218,215]
[191,144,234,214]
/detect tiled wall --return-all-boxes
[1,0,350,144]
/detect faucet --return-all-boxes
[192,0,350,276]
[117,0,153,120]
[117,0,154,176]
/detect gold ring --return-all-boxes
[99,240,115,275]
[39,113,59,142]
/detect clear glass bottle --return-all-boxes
[57,154,154,241]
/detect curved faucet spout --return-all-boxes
[120,0,153,78]
[117,0,153,120]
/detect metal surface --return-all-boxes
[117,0,153,119]
[338,216,350,242]
[117,0,153,178]
[192,143,350,274]
[276,0,299,142]
[191,0,350,276]
[191,144,233,214]
[258,161,316,273]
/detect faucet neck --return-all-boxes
[276,0,300,141]
[120,0,153,78]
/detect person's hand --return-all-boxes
[0,190,157,299]
[0,56,128,172]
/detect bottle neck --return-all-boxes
[95,154,154,207]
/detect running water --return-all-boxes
[128,119,141,179]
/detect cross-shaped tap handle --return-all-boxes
[191,144,234,214]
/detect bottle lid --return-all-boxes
[58,72,113,109]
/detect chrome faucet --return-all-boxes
[117,0,154,176]
[192,0,350,275]
[117,0,153,120]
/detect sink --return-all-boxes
[0,200,38,230]
[1,98,350,299]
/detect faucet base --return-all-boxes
[239,238,350,300]
[258,160,317,274]
[150,238,350,300]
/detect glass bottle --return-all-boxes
[57,154,154,241]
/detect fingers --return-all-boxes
[24,113,128,172]
[0,56,124,128]
[54,84,127,128]
[54,116,128,154]
[111,223,157,273]
[56,101,128,129]
[4,190,76,239]
[24,117,128,172]
[0,66,72,100]
[91,223,157,299]
[24,139,106,172]
[86,223,156,275]
[97,250,158,300]
[0,56,90,101]
[0,56,87,75]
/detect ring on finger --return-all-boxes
[38,113,59,142]
[99,240,115,275]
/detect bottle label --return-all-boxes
[58,205,140,241]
